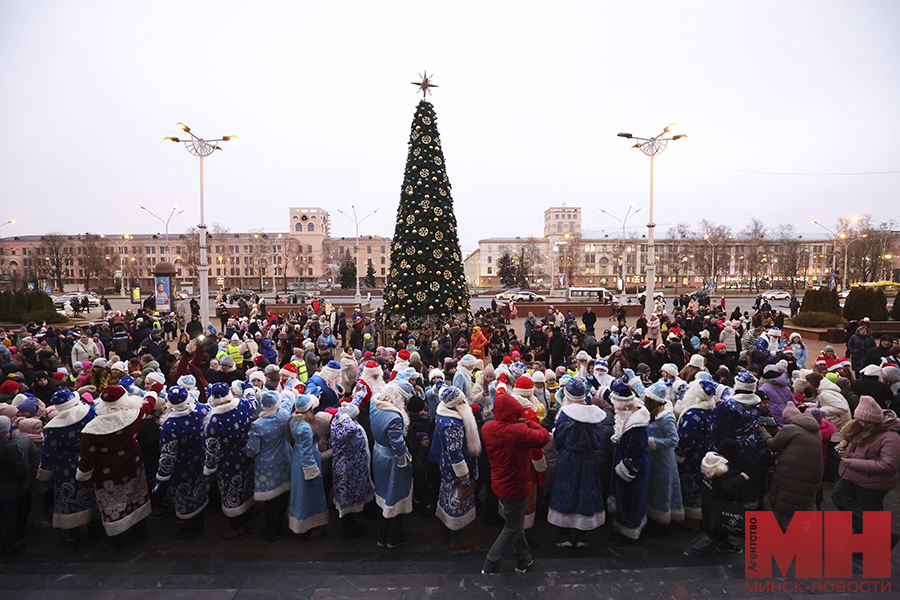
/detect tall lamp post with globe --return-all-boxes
[336,205,381,306]
[599,205,641,294]
[165,123,238,329]
[618,125,687,319]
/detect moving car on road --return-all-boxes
[494,290,546,302]
[761,290,791,301]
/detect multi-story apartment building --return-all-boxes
[467,208,900,289]
[0,207,390,293]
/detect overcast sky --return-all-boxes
[2,1,898,253]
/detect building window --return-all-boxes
[381,246,385,253]
[487,256,492,264]
[307,223,314,232]
[367,246,372,254]
[308,268,313,276]
[307,245,312,253]
[381,256,386,264]
[557,223,563,233]
[295,223,303,232]
[381,268,385,275]
[487,267,492,274]
[339,246,344,254]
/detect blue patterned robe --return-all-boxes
[713,393,761,508]
[370,403,413,517]
[331,412,373,517]
[676,405,716,519]
[432,409,479,530]
[288,417,329,533]
[158,403,210,519]
[245,395,294,501]
[609,409,651,539]
[645,409,684,525]
[37,405,97,529]
[548,403,607,530]
[203,394,257,517]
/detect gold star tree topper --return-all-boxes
[411,71,439,98]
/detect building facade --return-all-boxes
[0,207,390,293]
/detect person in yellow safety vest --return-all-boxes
[226,333,244,368]
[289,349,309,384]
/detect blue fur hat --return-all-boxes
[564,377,587,403]
[260,390,280,409]
[208,382,231,399]
[699,379,719,396]
[167,386,190,405]
[609,376,633,398]
[734,370,757,393]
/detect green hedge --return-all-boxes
[790,311,845,328]
[801,288,841,315]
[0,290,67,324]
[843,287,889,321]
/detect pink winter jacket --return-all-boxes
[838,431,900,491]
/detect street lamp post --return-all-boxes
[703,234,731,291]
[810,218,858,290]
[0,219,15,230]
[137,205,184,262]
[100,234,132,294]
[336,205,381,306]
[618,125,687,320]
[165,124,238,329]
[272,233,282,296]
[599,205,641,294]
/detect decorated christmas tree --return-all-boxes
[383,73,470,329]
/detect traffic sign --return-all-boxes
[44,285,53,294]
[27,283,34,290]
[216,277,225,286]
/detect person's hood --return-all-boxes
[818,378,842,394]
[762,373,789,388]
[493,389,524,423]
[788,412,820,433]
[883,409,900,433]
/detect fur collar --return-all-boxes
[678,384,716,423]
[560,402,606,424]
[209,398,240,416]
[81,397,146,436]
[512,392,536,410]
[730,391,760,406]
[45,400,92,429]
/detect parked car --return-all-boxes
[761,290,791,301]
[53,293,100,309]
[228,289,257,302]
[495,290,546,302]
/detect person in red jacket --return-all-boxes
[481,389,551,574]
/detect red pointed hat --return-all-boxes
[514,376,534,391]
[100,385,127,403]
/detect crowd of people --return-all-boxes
[0,294,898,572]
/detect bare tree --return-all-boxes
[851,215,896,282]
[772,224,802,290]
[556,235,582,288]
[739,219,768,293]
[694,220,732,287]
[38,233,67,290]
[81,234,111,290]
